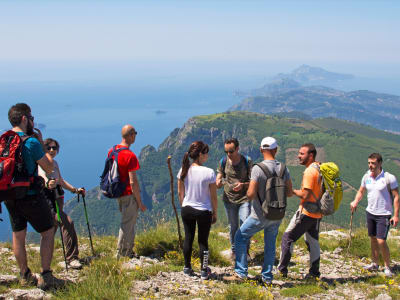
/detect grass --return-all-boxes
[214,282,274,300]
[280,282,327,298]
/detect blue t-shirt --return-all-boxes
[17,132,45,195]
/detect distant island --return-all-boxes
[155,110,167,115]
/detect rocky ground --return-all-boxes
[0,228,399,299]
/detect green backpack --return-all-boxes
[306,162,343,216]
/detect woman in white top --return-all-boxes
[177,141,218,280]
[38,138,84,269]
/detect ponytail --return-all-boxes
[180,152,190,180]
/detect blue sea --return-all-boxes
[1,72,400,241]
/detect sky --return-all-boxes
[0,0,399,79]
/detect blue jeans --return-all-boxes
[234,216,281,281]
[223,199,251,252]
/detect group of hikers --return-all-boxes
[0,103,399,291]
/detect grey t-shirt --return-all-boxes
[250,159,291,221]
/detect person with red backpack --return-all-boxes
[1,103,64,290]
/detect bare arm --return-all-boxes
[247,179,258,200]
[209,182,218,224]
[391,188,399,227]
[178,179,185,205]
[129,171,146,212]
[286,179,294,197]
[37,153,54,174]
[216,173,224,189]
[350,186,366,213]
[293,188,312,201]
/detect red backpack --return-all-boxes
[0,131,33,217]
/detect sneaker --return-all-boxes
[37,270,65,291]
[279,270,288,278]
[363,263,379,271]
[19,268,38,287]
[384,267,394,277]
[183,267,195,276]
[201,267,212,280]
[223,272,246,283]
[68,259,83,270]
[262,277,272,286]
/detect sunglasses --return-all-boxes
[26,115,34,121]
[224,150,235,154]
[47,146,58,151]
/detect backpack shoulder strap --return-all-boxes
[255,162,273,178]
[220,156,227,177]
[278,163,286,178]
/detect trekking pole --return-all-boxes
[55,200,68,272]
[167,156,183,250]
[78,190,95,256]
[338,211,354,273]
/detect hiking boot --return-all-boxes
[183,267,195,276]
[68,259,83,270]
[363,263,379,271]
[37,270,65,291]
[201,267,211,280]
[384,267,394,277]
[223,273,246,283]
[262,277,273,286]
[279,270,288,278]
[19,268,38,287]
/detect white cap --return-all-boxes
[260,137,277,150]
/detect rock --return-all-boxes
[320,230,348,239]
[28,246,40,253]
[0,248,10,254]
[375,294,392,300]
[0,275,18,285]
[220,249,232,260]
[217,232,230,239]
[3,289,49,300]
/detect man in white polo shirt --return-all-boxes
[350,153,399,277]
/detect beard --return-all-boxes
[26,121,34,136]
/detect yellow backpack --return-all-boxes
[308,162,343,215]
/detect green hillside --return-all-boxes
[65,112,400,235]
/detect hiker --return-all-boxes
[111,124,146,258]
[224,137,293,285]
[38,138,85,269]
[350,153,399,277]
[216,138,252,261]
[3,103,64,290]
[177,141,218,280]
[278,143,322,279]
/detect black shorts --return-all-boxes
[366,211,391,240]
[4,192,55,233]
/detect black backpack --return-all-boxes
[100,146,129,198]
[256,162,287,220]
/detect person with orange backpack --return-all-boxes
[0,103,64,290]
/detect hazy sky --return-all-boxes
[0,1,399,78]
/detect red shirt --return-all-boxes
[107,145,140,196]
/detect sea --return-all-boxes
[1,72,400,241]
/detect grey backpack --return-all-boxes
[256,163,287,220]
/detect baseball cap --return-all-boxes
[260,137,278,150]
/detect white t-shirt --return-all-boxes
[361,170,398,216]
[177,165,216,211]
